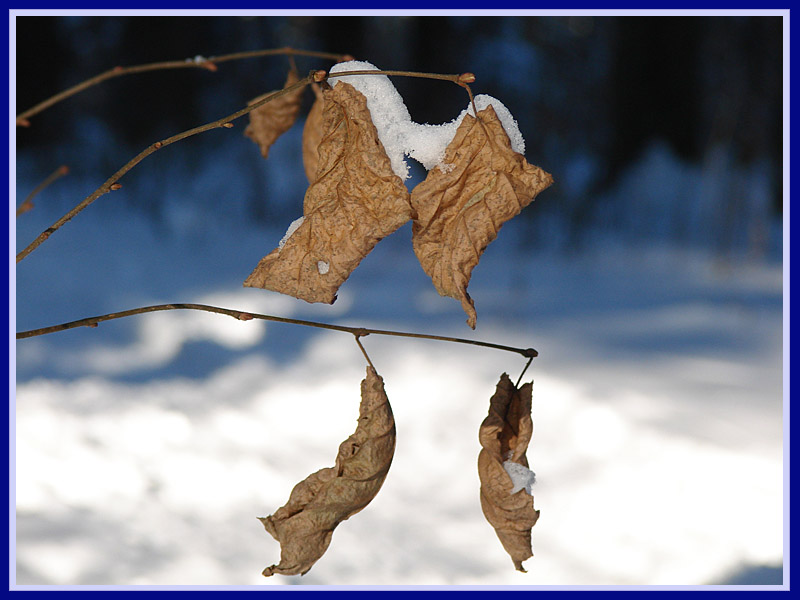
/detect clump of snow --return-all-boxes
[503,460,536,495]
[328,61,527,180]
[317,260,330,275]
[278,216,304,250]
[403,121,459,171]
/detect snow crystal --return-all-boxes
[317,260,330,275]
[328,61,527,179]
[278,216,304,249]
[503,460,536,495]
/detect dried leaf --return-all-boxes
[410,105,554,328]
[244,81,412,304]
[478,373,540,572]
[260,366,396,577]
[244,68,304,159]
[302,82,325,183]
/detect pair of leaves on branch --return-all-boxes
[260,366,395,577]
[261,368,538,577]
[243,72,553,328]
[478,373,540,572]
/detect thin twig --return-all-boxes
[15,303,539,359]
[16,165,69,217]
[326,69,470,86]
[209,47,350,66]
[16,46,349,124]
[15,74,314,264]
[325,68,477,115]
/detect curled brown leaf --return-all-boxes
[260,366,396,577]
[410,105,554,328]
[244,81,412,304]
[244,68,304,158]
[478,373,540,572]
[302,82,325,183]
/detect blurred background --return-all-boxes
[14,14,785,587]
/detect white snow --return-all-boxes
[13,125,784,587]
[503,460,537,494]
[328,61,526,179]
[278,216,303,249]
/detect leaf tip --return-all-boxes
[262,565,277,577]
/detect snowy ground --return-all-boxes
[13,128,785,587]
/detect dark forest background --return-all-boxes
[15,15,784,256]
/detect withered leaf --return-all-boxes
[478,373,540,572]
[244,68,304,159]
[410,105,554,328]
[260,366,396,577]
[302,82,325,183]
[244,81,412,304]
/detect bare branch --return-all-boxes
[16,165,69,217]
[16,46,350,124]
[15,303,539,359]
[15,74,314,264]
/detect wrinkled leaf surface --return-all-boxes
[478,372,540,572]
[260,366,396,577]
[411,106,553,328]
[244,81,412,303]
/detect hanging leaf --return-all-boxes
[302,82,325,183]
[244,67,304,159]
[244,81,412,304]
[410,105,553,328]
[260,366,396,577]
[478,373,540,572]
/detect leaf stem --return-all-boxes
[15,74,314,264]
[515,356,534,388]
[353,335,377,371]
[15,303,539,359]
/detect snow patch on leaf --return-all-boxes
[503,460,536,494]
[278,216,304,250]
[329,61,527,179]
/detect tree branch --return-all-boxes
[15,303,539,359]
[16,46,350,125]
[15,74,315,264]
[16,165,69,217]
[325,68,476,100]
